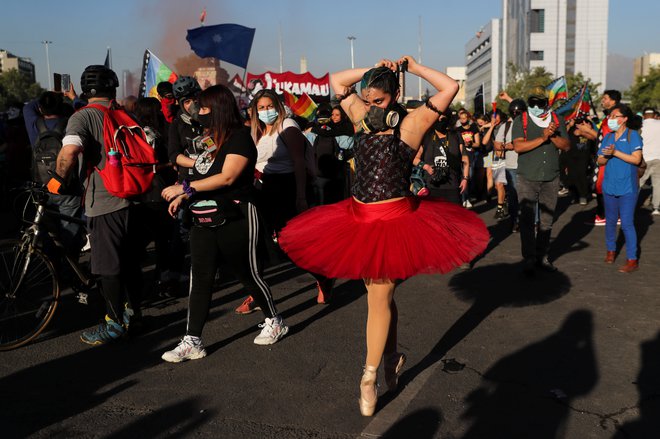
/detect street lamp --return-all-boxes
[347,36,356,69]
[41,40,52,89]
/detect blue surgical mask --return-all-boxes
[258,109,278,125]
[528,106,544,117]
[607,119,621,131]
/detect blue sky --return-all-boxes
[2,0,659,96]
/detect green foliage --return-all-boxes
[495,64,602,114]
[565,72,601,110]
[627,66,660,112]
[0,69,45,111]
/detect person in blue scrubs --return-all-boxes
[597,104,644,273]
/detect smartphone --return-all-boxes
[53,73,62,92]
[61,74,70,93]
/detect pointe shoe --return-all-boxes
[384,352,406,392]
[359,365,378,417]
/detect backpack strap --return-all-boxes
[36,117,48,134]
[503,120,512,141]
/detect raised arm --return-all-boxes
[329,66,373,126]
[398,56,459,150]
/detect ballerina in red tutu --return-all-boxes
[278,55,489,416]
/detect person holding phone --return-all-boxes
[597,104,643,272]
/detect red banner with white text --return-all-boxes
[246,71,330,101]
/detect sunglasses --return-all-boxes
[528,97,548,108]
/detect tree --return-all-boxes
[495,64,601,115]
[565,72,601,113]
[0,69,44,111]
[493,64,553,114]
[627,66,660,112]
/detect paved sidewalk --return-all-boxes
[1,198,658,438]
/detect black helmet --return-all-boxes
[80,65,119,95]
[172,76,201,100]
[508,99,527,117]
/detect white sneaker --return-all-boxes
[463,200,473,209]
[254,316,289,345]
[81,234,91,252]
[162,335,207,363]
[652,209,660,216]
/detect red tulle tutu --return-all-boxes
[278,197,489,280]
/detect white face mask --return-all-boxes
[528,106,544,117]
[607,118,621,131]
[258,109,278,125]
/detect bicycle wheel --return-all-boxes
[0,239,60,350]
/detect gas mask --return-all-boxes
[186,100,200,119]
[360,104,402,134]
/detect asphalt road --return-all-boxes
[2,195,659,439]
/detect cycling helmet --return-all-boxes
[172,76,201,100]
[80,65,119,96]
[508,99,527,118]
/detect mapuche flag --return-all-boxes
[139,49,178,98]
[546,76,568,106]
[186,23,255,69]
[555,83,591,121]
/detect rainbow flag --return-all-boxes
[556,83,591,121]
[546,76,568,106]
[282,90,317,121]
[139,49,178,98]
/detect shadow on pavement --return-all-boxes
[0,323,187,438]
[381,407,442,439]
[549,208,595,262]
[399,262,571,395]
[612,331,660,439]
[460,310,598,438]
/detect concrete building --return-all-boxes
[446,66,467,106]
[633,53,660,82]
[465,19,503,112]
[500,0,608,93]
[0,49,36,83]
[465,1,609,112]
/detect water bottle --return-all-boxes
[108,149,121,167]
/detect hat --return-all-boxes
[528,86,547,99]
[643,107,656,114]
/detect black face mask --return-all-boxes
[361,104,401,134]
[433,118,449,133]
[196,112,213,129]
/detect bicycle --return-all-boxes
[0,183,93,350]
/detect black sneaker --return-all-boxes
[522,258,536,276]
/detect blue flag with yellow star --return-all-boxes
[186,23,255,69]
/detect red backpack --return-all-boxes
[86,103,157,198]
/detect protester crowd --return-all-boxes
[1,61,659,417]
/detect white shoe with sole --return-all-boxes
[254,316,289,345]
[162,335,207,363]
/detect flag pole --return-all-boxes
[482,82,485,114]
